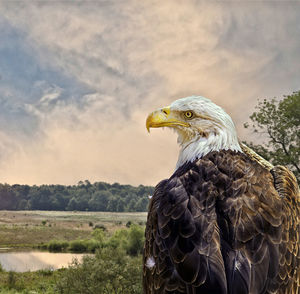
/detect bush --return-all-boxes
[37,268,54,276]
[86,239,102,253]
[91,228,106,243]
[93,224,107,231]
[69,240,88,253]
[125,224,144,256]
[55,247,142,294]
[39,242,48,250]
[48,240,69,252]
[106,228,128,250]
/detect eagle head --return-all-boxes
[146,96,241,168]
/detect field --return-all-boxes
[0,210,147,293]
[0,210,147,249]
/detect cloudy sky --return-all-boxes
[0,1,299,186]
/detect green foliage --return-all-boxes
[0,181,153,212]
[55,247,143,294]
[0,269,60,293]
[106,228,130,250]
[91,228,106,242]
[46,239,101,254]
[0,184,17,210]
[244,91,300,183]
[125,225,145,256]
[8,271,16,289]
[69,240,89,253]
[37,269,54,276]
[0,225,145,293]
[48,240,69,252]
[85,239,102,253]
[45,224,145,255]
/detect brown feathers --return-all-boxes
[143,150,300,294]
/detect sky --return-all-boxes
[0,1,299,186]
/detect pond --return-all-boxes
[0,251,88,272]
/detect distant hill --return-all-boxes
[0,180,154,212]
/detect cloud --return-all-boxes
[0,1,299,185]
[39,86,62,105]
[0,99,179,185]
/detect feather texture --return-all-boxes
[143,150,300,294]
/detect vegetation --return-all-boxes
[56,247,142,294]
[244,91,300,183]
[0,225,145,294]
[0,249,143,294]
[0,223,91,249]
[0,211,146,249]
[0,180,153,212]
[47,240,69,252]
[0,269,60,293]
[43,224,144,255]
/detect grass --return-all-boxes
[0,225,91,249]
[0,210,146,224]
[0,223,146,293]
[0,210,147,249]
[0,211,147,293]
[0,269,61,293]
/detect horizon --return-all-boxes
[0,179,154,187]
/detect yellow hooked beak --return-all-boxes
[146,106,189,132]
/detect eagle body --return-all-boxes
[143,150,299,294]
[144,96,299,294]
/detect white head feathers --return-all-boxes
[170,96,242,169]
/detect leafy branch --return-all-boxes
[244,91,300,183]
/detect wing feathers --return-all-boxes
[143,151,299,294]
[227,250,251,294]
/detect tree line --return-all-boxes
[0,180,154,212]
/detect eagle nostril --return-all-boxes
[162,109,168,115]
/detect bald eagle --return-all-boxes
[143,96,299,294]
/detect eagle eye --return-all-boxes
[184,111,194,119]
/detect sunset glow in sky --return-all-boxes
[0,1,299,186]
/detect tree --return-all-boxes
[244,91,300,183]
[0,184,17,210]
[134,197,148,212]
[88,190,112,211]
[66,197,79,211]
[0,180,154,211]
[107,196,119,212]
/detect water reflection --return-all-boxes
[0,251,88,272]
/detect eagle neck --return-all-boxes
[176,129,242,170]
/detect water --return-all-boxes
[0,251,88,272]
